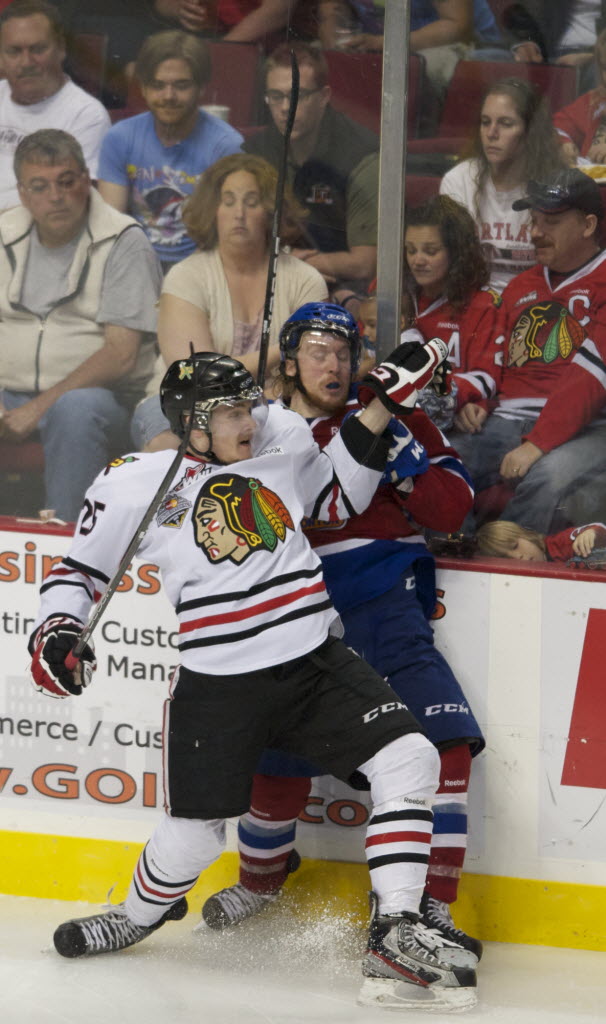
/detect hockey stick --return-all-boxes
[256,50,299,389]
[65,381,198,670]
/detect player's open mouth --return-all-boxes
[326,382,340,390]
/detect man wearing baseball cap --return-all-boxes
[451,167,606,532]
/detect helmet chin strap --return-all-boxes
[292,362,313,403]
[188,438,226,463]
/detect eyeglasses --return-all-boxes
[18,171,86,196]
[264,87,322,106]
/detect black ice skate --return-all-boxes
[359,892,477,1012]
[201,849,301,931]
[53,896,188,958]
[414,892,483,967]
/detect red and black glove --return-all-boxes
[29,616,96,699]
[358,335,449,415]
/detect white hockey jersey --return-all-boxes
[35,405,387,676]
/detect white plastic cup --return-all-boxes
[201,104,230,122]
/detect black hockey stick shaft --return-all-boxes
[65,436,189,670]
[65,363,200,670]
[256,51,299,389]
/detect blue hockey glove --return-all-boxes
[381,420,430,494]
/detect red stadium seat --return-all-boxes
[405,174,441,206]
[67,33,108,101]
[325,51,424,137]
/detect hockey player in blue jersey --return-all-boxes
[202,302,486,971]
[28,340,479,1011]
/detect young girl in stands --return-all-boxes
[476,520,606,562]
[403,194,501,431]
[440,77,565,291]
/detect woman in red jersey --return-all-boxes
[403,193,502,433]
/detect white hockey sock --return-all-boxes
[359,733,440,917]
[126,813,226,927]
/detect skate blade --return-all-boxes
[358,977,477,1013]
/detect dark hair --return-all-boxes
[14,128,86,178]
[135,30,211,89]
[265,40,328,88]
[404,195,489,310]
[0,0,64,44]
[182,153,306,250]
[461,77,566,219]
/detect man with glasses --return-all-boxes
[244,41,379,303]
[0,0,110,210]
[0,128,161,522]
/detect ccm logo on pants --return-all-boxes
[363,701,407,723]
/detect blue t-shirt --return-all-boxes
[97,110,243,265]
[410,0,500,45]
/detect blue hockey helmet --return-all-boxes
[278,302,361,372]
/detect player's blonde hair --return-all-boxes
[475,520,547,557]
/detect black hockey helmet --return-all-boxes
[279,302,362,372]
[160,352,263,440]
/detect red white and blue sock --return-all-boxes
[426,743,472,904]
[238,774,311,894]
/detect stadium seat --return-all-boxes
[0,441,45,517]
[325,51,423,137]
[405,174,441,206]
[66,33,108,101]
[408,59,579,156]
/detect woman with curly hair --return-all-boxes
[404,194,502,432]
[440,77,566,292]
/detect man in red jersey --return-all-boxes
[452,168,606,532]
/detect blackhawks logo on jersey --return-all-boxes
[508,301,584,368]
[192,474,294,564]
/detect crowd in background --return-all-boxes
[1,0,606,568]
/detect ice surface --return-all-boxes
[0,893,602,1024]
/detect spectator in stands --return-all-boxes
[52,1,306,107]
[440,77,566,292]
[505,0,606,93]
[553,28,606,166]
[154,0,294,42]
[244,40,379,301]
[0,130,161,522]
[316,1,504,95]
[451,168,606,534]
[0,0,110,209]
[97,31,243,273]
[132,152,327,450]
[476,519,606,562]
[402,195,501,432]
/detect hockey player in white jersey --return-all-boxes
[28,344,476,1011]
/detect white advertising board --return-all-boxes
[1,527,604,885]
